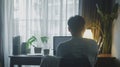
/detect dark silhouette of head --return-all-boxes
[68,15,86,37]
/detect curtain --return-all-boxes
[0,0,4,67]
[4,0,80,67]
[82,0,116,54]
[82,0,115,40]
[82,0,101,41]
[13,0,79,55]
[4,0,14,67]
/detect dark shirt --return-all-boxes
[56,37,98,67]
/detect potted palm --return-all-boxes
[95,3,118,54]
[41,36,49,55]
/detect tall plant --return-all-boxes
[96,3,118,54]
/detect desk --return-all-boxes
[9,55,43,67]
[9,55,116,67]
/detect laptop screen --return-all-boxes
[53,36,72,55]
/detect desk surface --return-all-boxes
[10,55,44,67]
[9,55,43,57]
[10,54,115,58]
[9,55,116,67]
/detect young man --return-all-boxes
[56,15,98,67]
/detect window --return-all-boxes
[13,0,79,55]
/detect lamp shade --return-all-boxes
[83,29,93,39]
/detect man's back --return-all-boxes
[56,37,98,67]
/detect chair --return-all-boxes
[59,57,91,67]
[40,56,60,67]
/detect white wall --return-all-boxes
[116,0,120,4]
[112,6,120,60]
[112,0,120,60]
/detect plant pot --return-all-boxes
[43,49,49,56]
[34,47,42,53]
[21,42,27,55]
[26,48,30,54]
[26,48,30,53]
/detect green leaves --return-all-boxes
[96,4,104,20]
[96,3,118,22]
[96,3,119,54]
[26,36,49,49]
[112,3,119,19]
[41,36,48,44]
[26,36,37,48]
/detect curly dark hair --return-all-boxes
[68,15,85,34]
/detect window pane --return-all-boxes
[13,0,79,55]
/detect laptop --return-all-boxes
[53,36,72,55]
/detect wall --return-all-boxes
[111,1,120,67]
[112,1,120,60]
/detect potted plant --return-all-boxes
[95,3,118,54]
[26,36,42,54]
[26,36,37,53]
[41,36,49,55]
[34,47,42,53]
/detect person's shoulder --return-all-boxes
[60,40,70,46]
[83,38,98,52]
[83,38,98,46]
[57,40,71,51]
[58,40,72,48]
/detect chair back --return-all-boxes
[59,57,91,67]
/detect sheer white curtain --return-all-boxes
[13,0,79,54]
[4,0,80,67]
[4,0,14,67]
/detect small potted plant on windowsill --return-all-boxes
[41,36,49,56]
[26,36,42,54]
[26,36,37,53]
[34,47,42,53]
